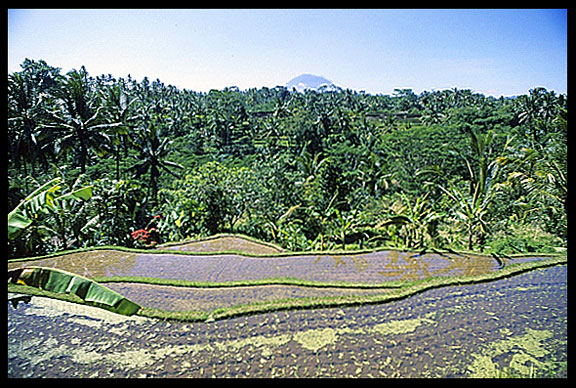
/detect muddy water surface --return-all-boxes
[8,265,567,377]
[7,250,138,278]
[9,249,546,284]
[105,282,393,312]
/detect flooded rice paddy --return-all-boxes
[105,282,391,312]
[7,237,567,377]
[6,248,549,284]
[8,265,567,377]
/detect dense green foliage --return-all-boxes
[8,59,567,258]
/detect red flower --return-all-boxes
[131,229,150,241]
[131,225,159,247]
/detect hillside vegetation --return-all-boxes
[8,59,567,258]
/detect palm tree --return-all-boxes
[100,83,140,180]
[515,88,561,150]
[42,67,121,173]
[308,191,339,251]
[329,208,360,250]
[8,72,43,182]
[357,151,391,198]
[8,60,61,182]
[129,123,184,206]
[501,107,567,234]
[266,204,302,244]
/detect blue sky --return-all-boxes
[8,9,567,96]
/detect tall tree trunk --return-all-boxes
[467,223,473,251]
[115,144,121,181]
[150,165,159,208]
[79,142,87,174]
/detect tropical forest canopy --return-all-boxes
[7,59,567,258]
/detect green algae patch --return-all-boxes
[290,317,437,353]
[292,327,340,352]
[72,330,293,372]
[467,328,555,377]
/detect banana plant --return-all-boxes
[267,204,301,242]
[377,192,445,249]
[422,130,512,250]
[309,191,339,251]
[329,208,359,250]
[8,177,93,242]
[295,147,329,187]
[436,181,493,251]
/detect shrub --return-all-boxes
[487,223,564,254]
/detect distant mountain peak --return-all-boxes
[286,74,337,92]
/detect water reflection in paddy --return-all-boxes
[8,249,550,284]
[7,250,138,278]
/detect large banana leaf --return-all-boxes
[56,185,93,202]
[7,211,33,240]
[7,178,61,241]
[7,178,94,241]
[8,267,141,316]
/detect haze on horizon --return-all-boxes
[8,9,567,97]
